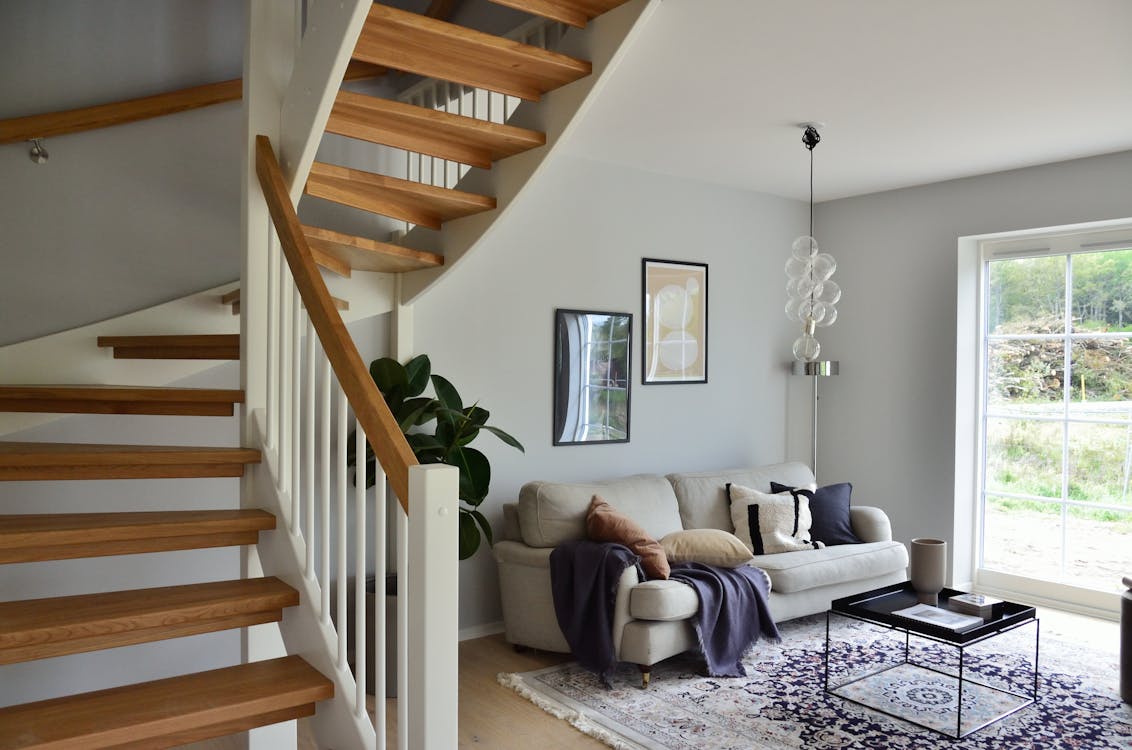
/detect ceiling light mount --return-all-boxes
[797,122,824,151]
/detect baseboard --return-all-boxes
[459,620,504,641]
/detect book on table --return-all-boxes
[947,593,1003,617]
[892,603,984,632]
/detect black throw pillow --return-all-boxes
[770,481,861,546]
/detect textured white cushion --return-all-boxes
[729,484,824,555]
[517,474,682,548]
[667,462,816,532]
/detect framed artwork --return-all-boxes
[553,309,632,445]
[641,258,708,384]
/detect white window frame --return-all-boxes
[956,219,1132,620]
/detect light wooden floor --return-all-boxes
[184,633,603,750]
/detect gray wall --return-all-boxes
[413,154,809,630]
[813,151,1132,567]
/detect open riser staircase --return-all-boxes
[0,1,652,748]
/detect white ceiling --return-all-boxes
[564,0,1132,202]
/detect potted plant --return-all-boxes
[351,354,524,560]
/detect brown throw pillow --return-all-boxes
[660,529,754,568]
[586,495,670,580]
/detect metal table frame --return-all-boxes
[824,608,1040,739]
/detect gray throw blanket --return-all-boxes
[550,541,779,682]
[549,540,641,683]
[669,561,780,677]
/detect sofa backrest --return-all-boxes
[667,462,816,532]
[517,474,683,548]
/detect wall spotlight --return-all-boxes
[28,138,48,164]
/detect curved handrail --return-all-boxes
[255,134,416,508]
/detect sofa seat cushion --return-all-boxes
[752,541,908,594]
[630,580,699,621]
[519,474,683,548]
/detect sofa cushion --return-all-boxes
[587,495,670,580]
[752,541,908,594]
[728,483,824,555]
[518,474,683,548]
[667,462,816,532]
[660,529,753,568]
[629,580,699,621]
[772,481,862,546]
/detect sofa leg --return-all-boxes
[638,665,651,689]
[512,644,529,654]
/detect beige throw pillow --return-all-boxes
[660,529,754,568]
[727,483,825,555]
[586,495,670,580]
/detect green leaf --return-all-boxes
[431,375,463,420]
[458,510,480,560]
[470,509,494,548]
[370,358,407,407]
[464,404,489,428]
[479,425,525,453]
[451,446,490,503]
[436,419,456,450]
[403,354,432,397]
[406,433,444,452]
[395,397,438,431]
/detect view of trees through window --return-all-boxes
[982,247,1132,593]
[581,315,630,441]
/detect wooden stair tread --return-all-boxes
[354,4,592,102]
[0,655,332,750]
[0,442,261,481]
[487,0,630,28]
[97,334,240,360]
[222,287,348,313]
[303,225,444,273]
[0,386,244,417]
[0,578,298,665]
[327,91,546,169]
[306,161,496,230]
[0,510,275,563]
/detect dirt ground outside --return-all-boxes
[982,505,1132,593]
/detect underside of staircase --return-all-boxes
[0,1,636,747]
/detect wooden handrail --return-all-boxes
[254,134,417,508]
[0,62,385,145]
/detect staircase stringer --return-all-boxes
[399,0,661,304]
[279,0,373,202]
[241,437,374,750]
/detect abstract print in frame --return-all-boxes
[641,258,707,384]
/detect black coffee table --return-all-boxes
[824,582,1039,738]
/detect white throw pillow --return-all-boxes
[727,483,825,555]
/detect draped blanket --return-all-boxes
[550,541,780,683]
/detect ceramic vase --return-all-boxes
[910,537,947,605]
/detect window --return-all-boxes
[972,225,1132,610]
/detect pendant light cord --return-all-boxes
[809,145,814,240]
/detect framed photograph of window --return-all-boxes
[641,258,708,384]
[553,309,632,445]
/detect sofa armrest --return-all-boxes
[612,565,641,659]
[493,539,552,567]
[501,502,522,542]
[850,506,893,543]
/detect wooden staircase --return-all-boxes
[1,1,638,746]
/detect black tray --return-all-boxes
[830,582,1036,644]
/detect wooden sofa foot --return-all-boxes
[638,665,651,688]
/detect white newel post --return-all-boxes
[407,464,460,750]
[241,2,299,749]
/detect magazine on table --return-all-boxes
[892,603,984,632]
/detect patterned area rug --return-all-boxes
[499,614,1132,749]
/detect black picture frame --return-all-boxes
[641,258,708,384]
[552,308,632,446]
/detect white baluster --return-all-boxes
[337,389,349,670]
[292,287,302,535]
[373,462,387,746]
[396,505,408,750]
[278,263,291,499]
[321,357,332,624]
[305,319,316,579]
[266,233,278,451]
[355,420,368,718]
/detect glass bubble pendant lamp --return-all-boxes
[785,123,840,478]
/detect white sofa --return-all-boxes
[493,461,908,684]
